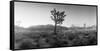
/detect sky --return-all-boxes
[14,2,97,28]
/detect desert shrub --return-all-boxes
[19,39,38,49]
[71,31,97,46]
[86,33,97,45]
[67,34,77,41]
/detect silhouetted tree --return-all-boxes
[50,8,66,35]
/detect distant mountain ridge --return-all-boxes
[15,26,29,33]
[15,24,96,33]
[15,24,68,32]
[28,24,68,31]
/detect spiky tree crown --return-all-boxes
[51,8,66,24]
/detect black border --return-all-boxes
[10,1,14,50]
[10,1,98,50]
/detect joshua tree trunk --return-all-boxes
[54,21,57,35]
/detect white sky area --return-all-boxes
[15,2,97,28]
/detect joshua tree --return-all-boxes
[50,8,66,35]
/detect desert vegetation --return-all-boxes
[14,25,97,49]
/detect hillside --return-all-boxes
[27,25,68,31]
[15,24,96,33]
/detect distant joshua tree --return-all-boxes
[50,8,66,35]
